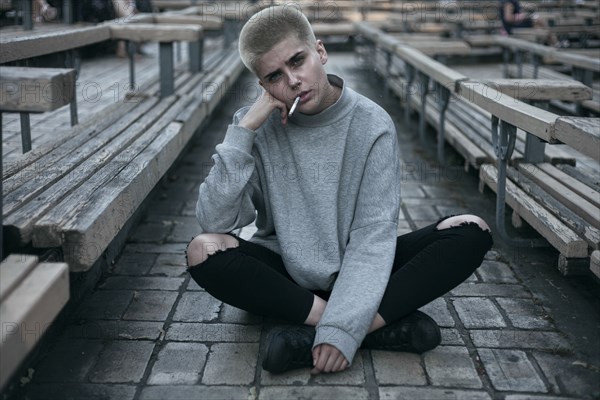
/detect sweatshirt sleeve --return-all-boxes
[313,121,401,364]
[195,108,260,233]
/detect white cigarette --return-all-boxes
[288,96,300,116]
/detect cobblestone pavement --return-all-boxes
[13,53,600,400]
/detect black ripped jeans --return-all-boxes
[186,217,493,325]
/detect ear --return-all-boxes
[316,40,328,65]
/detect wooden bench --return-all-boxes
[108,23,204,97]
[2,46,245,272]
[357,21,600,277]
[0,67,78,153]
[0,254,69,390]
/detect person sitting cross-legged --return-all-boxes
[186,5,493,375]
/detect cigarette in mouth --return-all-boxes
[288,96,300,116]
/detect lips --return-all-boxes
[298,90,311,103]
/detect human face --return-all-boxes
[255,37,338,115]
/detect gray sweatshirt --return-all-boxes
[196,75,401,363]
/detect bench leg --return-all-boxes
[20,113,32,153]
[532,54,542,79]
[515,50,523,78]
[0,113,2,260]
[502,48,510,78]
[63,0,73,24]
[23,0,33,30]
[491,116,546,247]
[417,71,430,143]
[404,64,415,126]
[70,95,79,126]
[383,50,392,98]
[159,42,175,97]
[127,41,136,92]
[435,83,451,165]
[189,38,204,73]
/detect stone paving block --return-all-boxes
[201,343,258,385]
[181,200,196,216]
[496,298,554,329]
[186,277,204,291]
[484,250,501,261]
[34,339,103,382]
[451,283,531,298]
[149,253,187,277]
[470,330,571,351]
[261,368,311,385]
[401,184,426,198]
[100,276,184,291]
[168,216,202,242]
[126,243,187,254]
[397,226,413,235]
[437,205,469,217]
[25,384,137,400]
[140,385,250,400]
[259,386,369,400]
[440,328,465,346]
[88,340,155,383]
[167,323,261,342]
[420,297,455,327]
[379,387,492,400]
[65,320,164,340]
[372,350,426,385]
[123,291,179,321]
[452,297,507,329]
[173,292,221,322]
[414,220,436,229]
[112,252,157,275]
[408,205,440,220]
[75,290,133,320]
[478,348,547,392]
[505,395,582,400]
[422,184,460,197]
[220,304,263,324]
[533,351,600,399]
[313,351,365,385]
[131,221,171,242]
[477,260,519,283]
[423,346,482,389]
[146,198,186,216]
[148,342,208,385]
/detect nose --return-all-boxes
[286,70,301,88]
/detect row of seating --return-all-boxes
[355,21,600,279]
[0,8,245,390]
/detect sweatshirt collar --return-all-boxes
[291,74,357,128]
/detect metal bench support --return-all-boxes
[491,116,546,247]
[417,71,430,142]
[20,113,32,153]
[159,42,175,97]
[127,41,136,91]
[189,38,204,73]
[23,0,33,30]
[404,64,415,126]
[435,83,451,165]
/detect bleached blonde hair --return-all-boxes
[239,5,317,75]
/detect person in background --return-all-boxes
[499,0,561,46]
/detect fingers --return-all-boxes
[310,344,349,374]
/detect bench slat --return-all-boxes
[538,163,600,208]
[459,81,557,142]
[476,79,593,102]
[0,261,69,389]
[0,25,110,64]
[108,23,202,42]
[554,117,600,162]
[519,163,600,229]
[480,164,588,258]
[0,255,38,303]
[396,45,468,87]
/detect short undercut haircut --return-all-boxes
[239,5,317,75]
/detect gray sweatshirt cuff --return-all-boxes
[222,124,256,152]
[313,325,359,365]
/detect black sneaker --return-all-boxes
[262,326,315,374]
[361,311,441,353]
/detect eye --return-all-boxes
[291,56,304,67]
[267,71,282,83]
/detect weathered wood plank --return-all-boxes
[519,163,600,229]
[0,67,76,113]
[0,261,69,389]
[480,164,588,258]
[0,255,38,303]
[154,14,223,31]
[591,250,600,278]
[108,23,202,42]
[554,117,600,162]
[538,163,600,208]
[476,79,592,102]
[459,81,557,142]
[0,25,111,63]
[396,45,468,88]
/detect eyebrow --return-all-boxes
[262,51,304,81]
